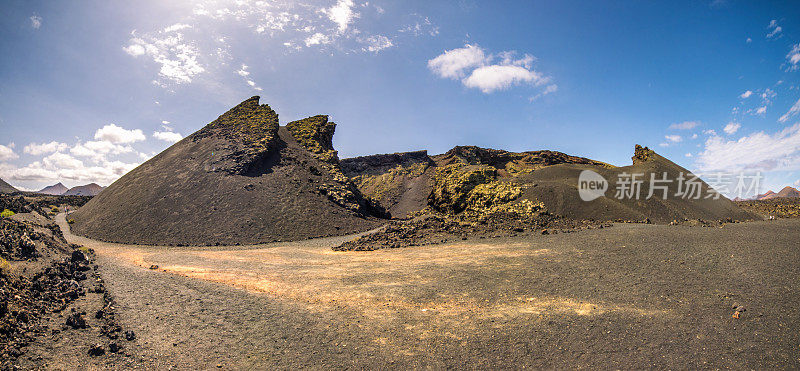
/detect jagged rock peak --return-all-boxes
[286,115,338,163]
[195,96,279,147]
[192,96,281,175]
[632,144,656,164]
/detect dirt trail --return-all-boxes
[57,214,800,369]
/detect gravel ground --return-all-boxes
[55,214,800,369]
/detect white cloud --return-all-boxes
[304,32,331,47]
[669,121,700,130]
[746,37,752,43]
[23,141,69,155]
[787,43,800,71]
[237,64,250,77]
[71,141,134,162]
[29,15,42,29]
[755,106,767,115]
[153,131,183,143]
[696,123,800,172]
[164,23,191,33]
[685,153,693,157]
[703,129,717,136]
[723,122,741,135]
[324,0,358,33]
[428,45,550,94]
[767,20,782,39]
[94,124,146,144]
[463,65,546,93]
[360,35,393,53]
[665,135,682,143]
[691,133,698,139]
[428,44,488,80]
[42,152,83,170]
[123,44,146,56]
[779,98,800,123]
[740,90,753,99]
[1,153,140,185]
[0,144,18,161]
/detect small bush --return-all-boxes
[67,219,75,224]
[0,209,15,218]
[0,257,9,272]
[78,246,89,253]
[51,206,60,213]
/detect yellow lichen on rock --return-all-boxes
[286,115,338,163]
[350,162,429,202]
[428,164,497,213]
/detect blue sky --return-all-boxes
[1,0,799,196]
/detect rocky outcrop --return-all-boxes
[193,96,280,175]
[340,151,434,218]
[631,144,656,164]
[71,96,386,246]
[433,146,614,175]
[286,115,338,163]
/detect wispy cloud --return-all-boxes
[123,28,205,85]
[668,121,700,130]
[723,122,741,135]
[779,97,800,123]
[766,19,782,39]
[29,15,42,29]
[786,43,800,71]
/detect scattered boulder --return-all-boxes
[124,330,136,341]
[65,310,86,329]
[88,343,105,356]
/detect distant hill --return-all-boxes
[754,186,800,200]
[63,183,104,196]
[37,182,105,196]
[37,183,68,195]
[0,178,18,193]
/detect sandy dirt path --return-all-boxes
[57,214,800,369]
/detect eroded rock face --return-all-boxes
[286,115,338,163]
[193,96,280,175]
[632,144,656,165]
[434,146,614,175]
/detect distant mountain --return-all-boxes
[0,177,18,193]
[37,182,68,195]
[63,183,104,196]
[752,186,800,200]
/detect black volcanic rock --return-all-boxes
[70,97,385,246]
